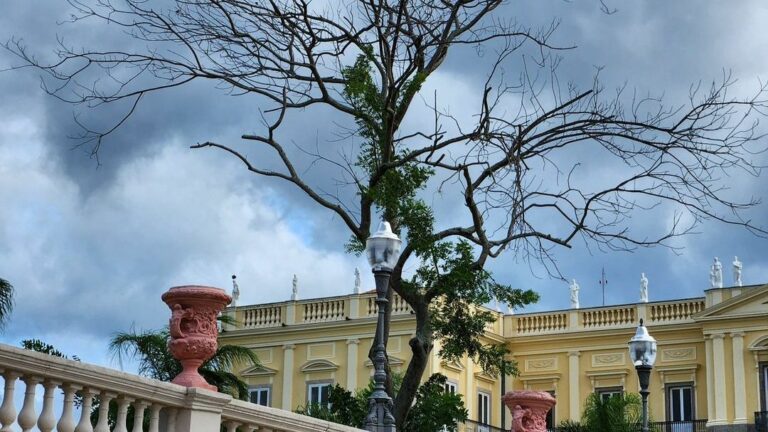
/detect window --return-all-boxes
[444,381,458,394]
[761,363,768,411]
[596,387,623,402]
[545,391,555,430]
[308,382,332,408]
[666,384,694,432]
[249,386,270,406]
[477,391,491,425]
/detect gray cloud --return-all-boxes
[1,0,768,364]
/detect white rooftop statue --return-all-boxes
[640,273,649,303]
[291,274,299,301]
[354,267,361,294]
[231,275,240,307]
[733,256,743,287]
[569,279,580,309]
[710,257,723,289]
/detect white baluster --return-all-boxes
[113,397,133,432]
[57,384,80,432]
[165,408,177,432]
[75,388,96,432]
[224,420,240,432]
[147,404,161,432]
[131,401,147,432]
[38,380,59,432]
[0,370,21,432]
[93,392,115,432]
[18,376,40,432]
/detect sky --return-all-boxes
[1,0,768,369]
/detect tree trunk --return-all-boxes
[392,300,433,429]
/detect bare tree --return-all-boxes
[6,0,767,426]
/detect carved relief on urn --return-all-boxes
[503,391,556,432]
[162,285,231,391]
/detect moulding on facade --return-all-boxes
[656,364,698,384]
[585,369,629,391]
[518,373,561,391]
[300,359,339,373]
[661,347,697,362]
[591,352,625,368]
[525,357,558,372]
[241,365,279,377]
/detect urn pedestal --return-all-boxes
[162,285,232,391]
[503,391,556,432]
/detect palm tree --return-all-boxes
[110,317,259,400]
[0,278,14,330]
[581,392,643,432]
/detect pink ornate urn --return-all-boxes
[503,391,556,432]
[162,285,231,391]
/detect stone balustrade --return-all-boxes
[242,304,282,328]
[233,292,415,329]
[365,292,413,317]
[0,343,363,432]
[510,297,706,337]
[515,312,569,335]
[582,306,635,328]
[302,298,346,323]
[647,298,706,323]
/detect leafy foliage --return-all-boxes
[0,278,13,330]
[21,338,81,361]
[298,373,467,432]
[110,326,259,400]
[401,374,468,432]
[406,240,538,375]
[580,392,643,432]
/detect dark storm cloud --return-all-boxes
[1,0,768,363]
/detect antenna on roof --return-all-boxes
[598,267,608,306]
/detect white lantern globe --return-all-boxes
[366,221,402,271]
[628,319,657,367]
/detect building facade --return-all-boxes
[220,283,768,431]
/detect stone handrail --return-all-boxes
[510,298,707,337]
[515,312,568,335]
[581,306,635,328]
[365,292,413,317]
[242,304,282,328]
[647,299,705,323]
[0,343,363,432]
[302,298,346,323]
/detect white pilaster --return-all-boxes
[705,337,714,423]
[282,344,296,410]
[346,339,360,390]
[285,304,296,325]
[568,351,581,421]
[465,356,475,417]
[431,340,442,375]
[731,332,747,423]
[711,334,727,424]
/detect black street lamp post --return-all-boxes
[364,221,401,432]
[628,319,657,432]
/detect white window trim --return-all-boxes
[307,381,333,408]
[248,385,271,407]
[477,391,491,425]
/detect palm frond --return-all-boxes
[217,313,239,327]
[200,369,250,400]
[109,328,180,381]
[0,278,14,330]
[204,344,260,372]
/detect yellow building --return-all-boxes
[220,282,768,431]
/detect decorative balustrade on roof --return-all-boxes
[511,298,706,336]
